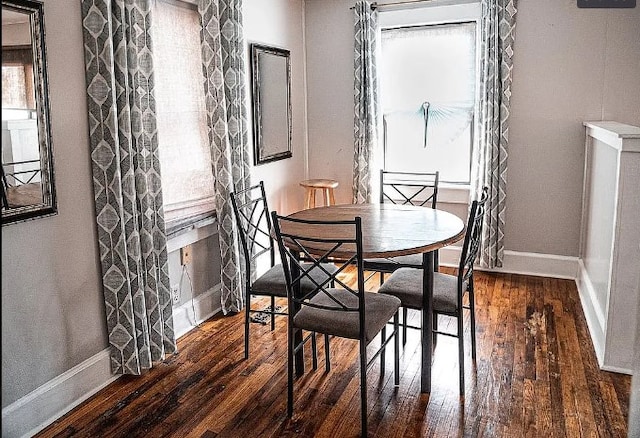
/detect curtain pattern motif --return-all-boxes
[352,1,379,204]
[81,0,176,374]
[474,0,517,268]
[198,0,251,314]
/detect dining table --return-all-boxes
[285,202,465,393]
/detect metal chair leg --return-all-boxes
[359,339,368,437]
[433,313,438,346]
[288,326,295,418]
[458,315,465,396]
[324,334,331,372]
[380,326,386,377]
[244,292,251,360]
[311,332,318,370]
[394,312,400,386]
[402,307,408,346]
[270,296,276,331]
[469,284,477,363]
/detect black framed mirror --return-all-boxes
[250,43,292,165]
[1,0,56,225]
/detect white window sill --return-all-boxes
[167,216,217,253]
[165,198,218,252]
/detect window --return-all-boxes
[152,0,215,231]
[379,5,480,185]
[2,46,36,120]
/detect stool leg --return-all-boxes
[329,188,336,206]
[323,188,331,206]
[309,189,316,209]
[304,188,314,209]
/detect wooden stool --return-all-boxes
[300,179,339,209]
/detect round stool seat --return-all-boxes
[300,179,339,209]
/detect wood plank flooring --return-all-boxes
[35,268,631,438]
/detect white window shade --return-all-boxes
[153,1,214,214]
[380,22,477,184]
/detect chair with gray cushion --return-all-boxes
[366,170,439,272]
[378,186,488,396]
[271,213,400,437]
[230,182,336,362]
[364,170,440,343]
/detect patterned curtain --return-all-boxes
[198,0,251,314]
[81,0,176,374]
[473,0,517,268]
[352,1,380,204]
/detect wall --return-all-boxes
[505,0,640,256]
[303,0,640,257]
[244,0,308,215]
[1,1,307,436]
[2,0,106,409]
[2,21,31,46]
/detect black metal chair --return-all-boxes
[364,170,440,274]
[271,212,401,437]
[1,166,9,209]
[378,186,488,396]
[363,170,440,343]
[229,182,336,362]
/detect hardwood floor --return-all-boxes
[36,268,631,438]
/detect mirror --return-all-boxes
[250,43,292,165]
[1,0,56,225]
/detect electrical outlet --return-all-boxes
[180,245,192,265]
[171,285,180,304]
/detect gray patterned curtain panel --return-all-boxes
[81,0,176,374]
[198,0,251,314]
[474,0,517,268]
[352,1,380,204]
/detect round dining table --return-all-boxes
[287,203,465,393]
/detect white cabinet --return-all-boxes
[578,121,640,374]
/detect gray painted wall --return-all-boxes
[505,0,640,256]
[1,0,106,407]
[1,0,307,413]
[303,0,640,256]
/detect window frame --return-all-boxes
[378,1,481,195]
[380,20,477,185]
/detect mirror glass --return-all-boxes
[2,0,56,225]
[250,44,292,165]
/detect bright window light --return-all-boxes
[380,22,477,184]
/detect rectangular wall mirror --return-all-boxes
[2,0,56,225]
[250,43,292,165]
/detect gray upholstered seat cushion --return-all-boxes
[363,254,423,271]
[293,289,400,343]
[251,263,338,297]
[378,268,466,313]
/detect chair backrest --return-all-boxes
[380,170,439,208]
[271,212,367,326]
[458,186,489,285]
[229,182,275,276]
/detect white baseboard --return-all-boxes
[575,259,606,368]
[575,260,633,375]
[173,284,222,338]
[1,349,117,438]
[439,247,579,280]
[1,285,223,438]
